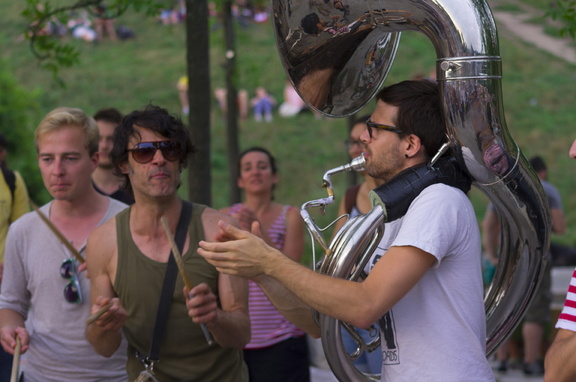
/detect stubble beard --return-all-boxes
[366,151,402,184]
[98,161,114,170]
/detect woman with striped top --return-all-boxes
[220,146,309,382]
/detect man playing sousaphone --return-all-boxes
[199,80,495,381]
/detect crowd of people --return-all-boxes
[25,4,135,44]
[177,77,310,121]
[1,78,576,382]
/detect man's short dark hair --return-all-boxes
[110,104,195,195]
[93,108,123,125]
[0,133,8,150]
[529,156,547,173]
[376,80,446,159]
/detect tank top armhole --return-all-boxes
[113,206,132,289]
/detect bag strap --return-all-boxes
[146,200,193,364]
[1,165,15,200]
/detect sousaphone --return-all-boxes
[273,0,551,380]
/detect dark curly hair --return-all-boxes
[110,104,195,197]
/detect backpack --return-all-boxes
[1,165,16,200]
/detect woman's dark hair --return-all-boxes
[352,114,371,126]
[237,146,277,178]
[110,104,195,196]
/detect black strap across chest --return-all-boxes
[146,200,193,363]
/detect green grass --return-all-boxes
[2,2,576,259]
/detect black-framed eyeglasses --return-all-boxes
[60,258,82,304]
[128,141,181,164]
[366,119,403,139]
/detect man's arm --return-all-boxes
[544,328,576,382]
[192,208,250,349]
[85,218,126,357]
[550,207,566,235]
[0,309,29,355]
[250,206,321,336]
[185,268,250,349]
[0,222,30,354]
[205,273,251,348]
[254,274,321,337]
[199,221,436,329]
[282,206,305,263]
[481,207,500,266]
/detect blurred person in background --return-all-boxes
[485,155,565,376]
[0,133,30,382]
[221,146,309,381]
[92,108,134,204]
[332,116,383,374]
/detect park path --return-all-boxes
[490,0,576,64]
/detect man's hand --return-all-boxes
[88,297,126,331]
[185,283,218,326]
[230,206,258,232]
[198,220,280,279]
[0,326,29,355]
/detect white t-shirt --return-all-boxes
[365,184,494,381]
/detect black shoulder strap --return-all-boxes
[370,156,471,222]
[147,200,193,363]
[344,184,361,214]
[1,166,15,200]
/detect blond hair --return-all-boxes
[35,107,99,155]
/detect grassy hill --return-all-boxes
[1,1,576,257]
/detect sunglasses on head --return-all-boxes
[60,258,82,304]
[128,141,181,164]
[366,119,403,139]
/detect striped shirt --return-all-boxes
[229,204,305,349]
[556,267,576,331]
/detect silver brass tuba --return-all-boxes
[273,0,551,380]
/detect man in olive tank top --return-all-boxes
[85,105,250,382]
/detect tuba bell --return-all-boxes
[274,0,551,381]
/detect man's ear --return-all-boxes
[404,134,423,158]
[119,160,130,175]
[90,151,100,171]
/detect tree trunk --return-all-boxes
[222,1,241,204]
[185,0,211,205]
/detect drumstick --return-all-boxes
[10,337,21,382]
[86,302,113,325]
[30,200,85,264]
[160,217,214,345]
